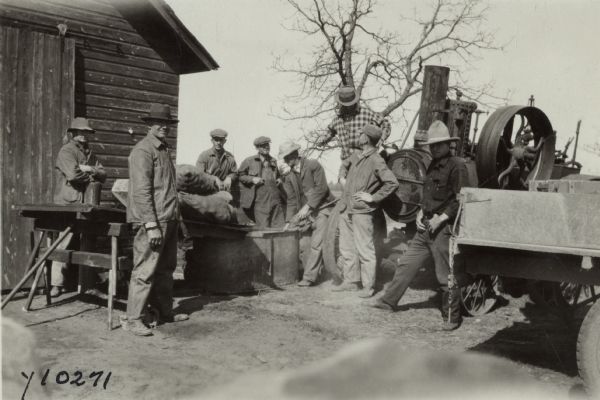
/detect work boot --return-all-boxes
[159,313,189,324]
[297,279,313,287]
[368,298,395,312]
[50,286,63,298]
[441,287,462,329]
[357,288,375,298]
[331,282,360,292]
[124,318,153,336]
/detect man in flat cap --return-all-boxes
[125,103,188,337]
[370,121,469,331]
[279,141,336,286]
[238,136,284,228]
[196,129,237,192]
[50,117,107,297]
[333,124,399,298]
[323,86,391,164]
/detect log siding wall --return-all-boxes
[1,0,181,205]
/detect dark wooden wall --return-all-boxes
[1,0,181,205]
[1,26,75,287]
[1,0,183,287]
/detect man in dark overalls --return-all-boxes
[238,136,284,228]
[369,121,468,330]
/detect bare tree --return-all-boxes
[273,0,505,155]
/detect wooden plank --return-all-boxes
[52,0,124,19]
[33,0,136,31]
[1,29,74,288]
[0,3,152,48]
[87,119,178,140]
[89,142,134,157]
[82,70,178,96]
[1,26,21,287]
[32,219,127,236]
[80,70,179,97]
[417,65,449,132]
[76,47,175,73]
[463,247,600,286]
[96,154,129,168]
[456,238,600,258]
[82,57,178,85]
[78,81,178,106]
[84,106,160,125]
[39,249,131,270]
[75,92,178,113]
[183,221,251,240]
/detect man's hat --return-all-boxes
[362,124,383,142]
[336,86,360,107]
[253,136,271,147]
[278,141,301,159]
[424,121,459,145]
[68,117,94,132]
[414,129,428,143]
[141,104,179,124]
[210,129,228,139]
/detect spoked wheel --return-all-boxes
[476,106,556,190]
[460,275,499,316]
[560,283,600,308]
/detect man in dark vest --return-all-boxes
[51,117,106,297]
[370,121,468,330]
[238,136,284,228]
[125,104,188,337]
[196,128,237,192]
[279,141,336,286]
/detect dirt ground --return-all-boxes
[2,271,588,400]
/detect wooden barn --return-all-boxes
[0,0,218,288]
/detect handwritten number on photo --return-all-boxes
[56,371,69,384]
[71,371,85,386]
[90,370,103,387]
[41,369,49,386]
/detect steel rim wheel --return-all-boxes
[476,105,555,189]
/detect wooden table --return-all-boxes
[9,204,131,330]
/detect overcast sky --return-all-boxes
[168,0,600,178]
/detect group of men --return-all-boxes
[53,84,468,336]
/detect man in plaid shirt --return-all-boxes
[326,86,392,161]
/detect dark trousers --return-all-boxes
[246,203,285,228]
[127,221,178,320]
[381,224,461,322]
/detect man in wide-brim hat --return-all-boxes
[50,117,107,297]
[323,85,392,164]
[125,103,188,337]
[370,120,468,331]
[279,140,336,287]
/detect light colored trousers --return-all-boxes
[126,221,178,320]
[338,211,376,290]
[50,232,74,287]
[301,207,331,283]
